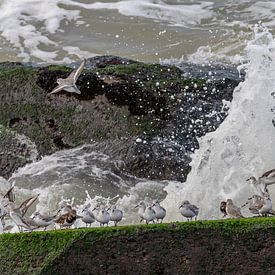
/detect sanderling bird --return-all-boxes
[152,200,166,223]
[220,201,227,217]
[246,176,268,196]
[242,195,264,215]
[246,169,275,195]
[81,204,95,227]
[6,196,39,232]
[179,200,199,221]
[9,206,32,232]
[258,194,274,216]
[109,205,123,226]
[135,201,146,223]
[32,212,57,230]
[49,59,86,95]
[226,199,243,218]
[55,207,82,229]
[242,194,274,216]
[93,205,110,226]
[143,205,156,224]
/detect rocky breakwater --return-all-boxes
[0,56,243,181]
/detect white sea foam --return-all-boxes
[0,0,274,64]
[0,0,214,63]
[0,0,95,62]
[246,2,275,27]
[162,26,275,220]
[187,45,244,65]
[65,0,214,27]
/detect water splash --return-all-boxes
[163,26,275,220]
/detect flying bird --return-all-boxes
[49,59,86,95]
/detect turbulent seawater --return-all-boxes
[0,0,275,227]
[1,0,275,64]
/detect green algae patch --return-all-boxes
[0,218,274,275]
[0,230,86,275]
[0,66,36,79]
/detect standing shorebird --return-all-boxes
[179,200,199,221]
[6,194,40,232]
[55,206,82,229]
[258,194,274,216]
[109,205,123,226]
[49,59,86,95]
[81,204,95,227]
[93,205,110,226]
[135,201,146,223]
[226,199,243,218]
[142,205,156,224]
[152,200,166,223]
[242,194,274,216]
[32,212,57,230]
[242,195,264,215]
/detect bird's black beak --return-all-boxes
[134,205,139,208]
[179,205,182,209]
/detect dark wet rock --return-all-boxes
[0,56,242,180]
[79,55,138,69]
[0,127,38,179]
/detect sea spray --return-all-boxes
[163,26,275,220]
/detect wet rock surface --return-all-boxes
[0,56,243,180]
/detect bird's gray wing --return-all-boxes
[231,205,243,217]
[3,186,15,202]
[49,84,69,95]
[68,59,86,83]
[12,212,31,229]
[41,215,55,222]
[189,204,199,213]
[64,85,81,94]
[87,209,95,218]
[260,169,275,178]
[19,194,39,216]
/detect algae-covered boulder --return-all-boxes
[0,56,242,180]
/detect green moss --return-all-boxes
[0,218,274,274]
[96,63,180,78]
[0,67,36,79]
[46,65,71,72]
[130,115,162,136]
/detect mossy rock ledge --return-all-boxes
[0,218,274,274]
[0,56,242,180]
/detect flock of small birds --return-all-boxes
[0,61,275,232]
[0,169,274,233]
